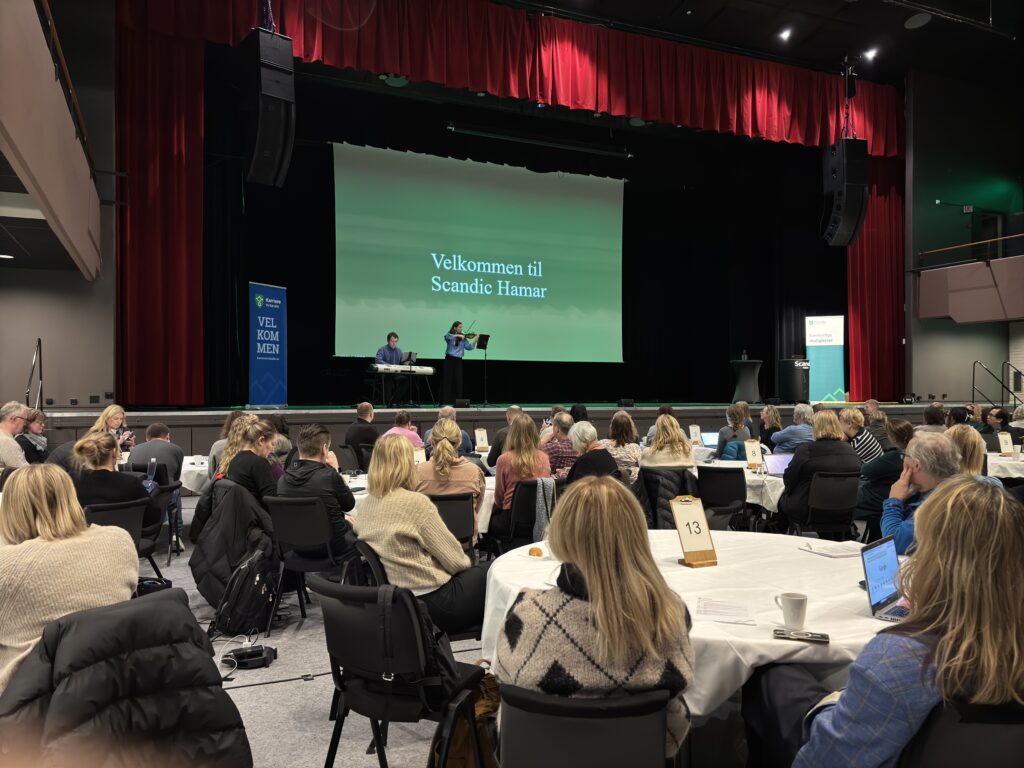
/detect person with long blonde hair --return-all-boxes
[491,414,551,534]
[415,418,486,519]
[764,477,1024,767]
[91,404,136,450]
[640,414,694,468]
[0,464,138,691]
[355,435,488,634]
[217,416,277,506]
[495,476,695,758]
[945,424,987,476]
[759,404,783,448]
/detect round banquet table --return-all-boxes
[987,453,1024,479]
[482,530,884,716]
[694,460,786,513]
[180,456,211,493]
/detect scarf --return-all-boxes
[24,432,47,452]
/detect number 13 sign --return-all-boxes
[671,495,718,568]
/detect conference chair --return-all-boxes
[84,498,161,578]
[0,466,17,491]
[789,472,860,540]
[306,575,487,768]
[263,496,358,637]
[499,684,669,768]
[335,445,361,473]
[498,478,566,554]
[696,466,747,531]
[127,460,184,564]
[427,493,475,550]
[358,443,375,472]
[897,700,1024,768]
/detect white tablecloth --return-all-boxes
[483,530,883,716]
[988,453,1024,479]
[352,476,496,526]
[694,460,786,513]
[180,456,211,493]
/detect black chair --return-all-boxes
[696,466,747,530]
[499,478,565,554]
[359,443,376,472]
[335,445,361,473]
[264,495,357,636]
[306,575,487,768]
[84,498,161,578]
[499,684,669,768]
[982,433,1002,452]
[428,493,475,548]
[127,461,184,564]
[897,700,1024,768]
[789,471,860,539]
[0,466,18,491]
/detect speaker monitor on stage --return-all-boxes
[242,28,295,187]
[617,398,634,408]
[455,398,470,408]
[822,138,868,247]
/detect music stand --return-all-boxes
[476,334,491,406]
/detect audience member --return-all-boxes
[415,418,487,524]
[383,410,424,448]
[423,406,475,457]
[775,411,860,535]
[355,435,488,635]
[15,408,48,463]
[566,421,619,484]
[644,405,675,443]
[91,404,136,450]
[736,400,755,434]
[345,402,380,472]
[641,414,694,468]
[0,465,137,692]
[218,417,278,508]
[569,403,589,424]
[944,406,969,428]
[747,476,1024,768]
[264,413,294,477]
[716,403,751,459]
[865,408,891,450]
[208,411,247,480]
[1012,404,1024,429]
[491,415,551,535]
[759,405,782,449]
[916,405,946,433]
[487,405,522,466]
[46,428,104,479]
[946,424,988,476]
[539,405,569,444]
[838,408,884,464]
[982,407,1024,441]
[541,411,579,479]
[771,403,814,454]
[602,410,642,484]
[276,423,356,558]
[73,431,161,528]
[0,401,28,470]
[128,422,184,482]
[863,398,880,417]
[856,419,915,541]
[494,476,695,759]
[882,432,960,554]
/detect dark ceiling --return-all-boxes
[499,0,1023,83]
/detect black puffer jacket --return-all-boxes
[635,467,698,529]
[0,589,252,768]
[190,478,273,608]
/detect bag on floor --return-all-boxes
[135,576,173,597]
[209,547,277,637]
[426,671,501,768]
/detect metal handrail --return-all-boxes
[1002,361,1024,410]
[972,360,1018,409]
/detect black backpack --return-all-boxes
[209,546,278,637]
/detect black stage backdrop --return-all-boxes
[204,44,846,407]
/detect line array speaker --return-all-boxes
[242,28,295,187]
[822,138,868,247]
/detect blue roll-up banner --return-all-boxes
[249,282,288,406]
[805,315,846,402]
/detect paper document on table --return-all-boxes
[798,541,863,558]
[695,597,756,625]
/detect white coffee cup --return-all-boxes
[1014,445,1021,461]
[774,592,807,630]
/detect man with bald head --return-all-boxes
[345,402,380,471]
[487,405,523,467]
[423,405,475,457]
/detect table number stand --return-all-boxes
[998,432,1014,458]
[744,439,765,473]
[671,495,718,568]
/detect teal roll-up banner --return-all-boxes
[249,282,288,406]
[805,316,845,402]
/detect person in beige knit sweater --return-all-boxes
[356,435,489,635]
[640,414,695,469]
[494,476,695,758]
[0,464,138,692]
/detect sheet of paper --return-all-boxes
[797,540,863,558]
[695,597,756,625]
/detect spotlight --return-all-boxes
[779,28,792,41]
[863,48,878,61]
[0,254,14,260]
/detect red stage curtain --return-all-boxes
[848,157,905,402]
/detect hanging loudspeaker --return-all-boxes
[822,138,868,247]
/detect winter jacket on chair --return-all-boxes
[635,467,699,529]
[0,588,252,768]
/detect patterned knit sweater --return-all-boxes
[0,524,138,692]
[494,565,696,757]
[354,488,470,594]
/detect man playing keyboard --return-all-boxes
[375,332,407,406]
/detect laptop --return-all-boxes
[763,453,794,476]
[860,536,908,623]
[701,432,719,448]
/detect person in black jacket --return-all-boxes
[855,418,915,541]
[218,417,278,508]
[0,588,252,767]
[566,421,620,483]
[277,423,357,558]
[345,402,380,472]
[487,404,523,467]
[775,410,860,533]
[72,432,161,528]
[15,409,48,463]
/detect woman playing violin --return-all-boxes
[442,321,478,403]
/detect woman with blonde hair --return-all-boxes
[759,404,783,449]
[601,410,642,484]
[216,416,277,506]
[356,435,489,634]
[946,423,988,476]
[0,464,138,691]
[640,414,694,468]
[73,431,162,528]
[491,414,551,534]
[495,476,695,758]
[415,418,486,519]
[716,403,751,459]
[91,404,135,450]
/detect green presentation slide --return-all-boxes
[333,143,623,362]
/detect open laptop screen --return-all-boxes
[701,432,719,448]
[862,536,900,611]
[763,453,794,475]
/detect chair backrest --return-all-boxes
[358,443,375,471]
[697,466,746,507]
[499,683,669,768]
[264,495,334,554]
[355,540,390,586]
[335,445,361,473]
[808,472,860,511]
[982,433,1002,452]
[84,498,147,548]
[898,701,1024,768]
[427,493,475,543]
[0,466,16,491]
[508,479,540,541]
[128,461,170,486]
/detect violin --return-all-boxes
[464,332,478,340]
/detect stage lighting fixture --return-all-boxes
[778,28,792,41]
[863,48,878,61]
[0,254,14,260]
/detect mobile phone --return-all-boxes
[773,628,830,644]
